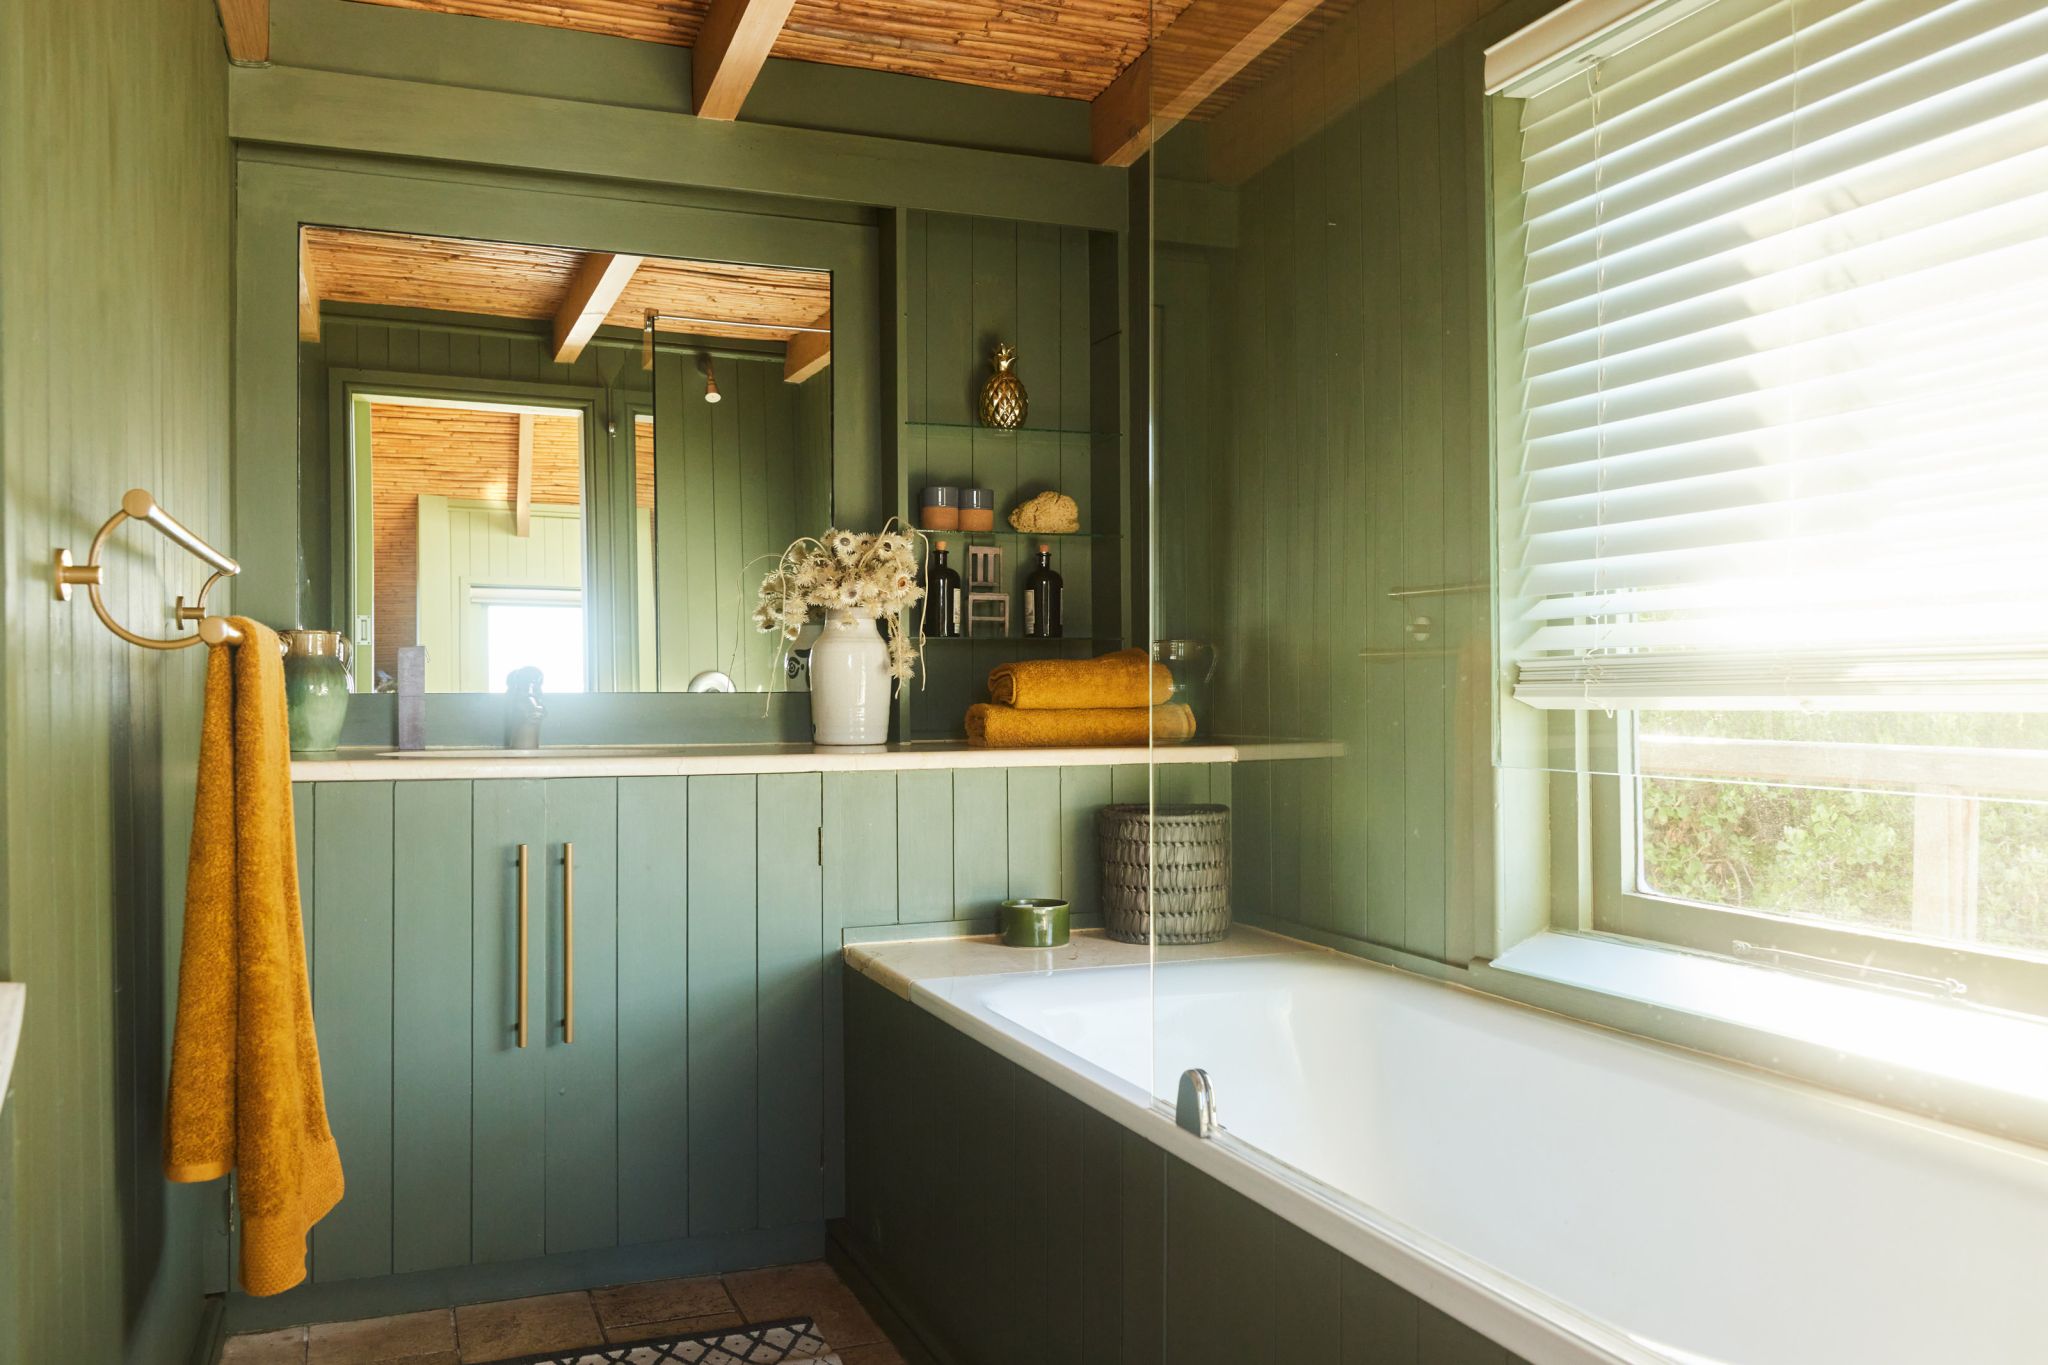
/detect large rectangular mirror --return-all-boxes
[297,226,833,695]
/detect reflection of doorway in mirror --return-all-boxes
[352,395,586,693]
[633,412,656,692]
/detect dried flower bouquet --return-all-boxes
[754,523,928,681]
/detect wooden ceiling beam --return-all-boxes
[1091,0,1322,167]
[551,252,644,364]
[297,226,320,342]
[692,0,798,121]
[215,0,268,62]
[782,309,832,383]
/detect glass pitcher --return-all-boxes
[1150,638,1219,733]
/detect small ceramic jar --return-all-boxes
[919,485,961,531]
[999,898,1070,948]
[959,486,996,532]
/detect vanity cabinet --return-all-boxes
[281,773,827,1291]
[224,752,1252,1320]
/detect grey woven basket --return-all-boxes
[1096,803,1231,944]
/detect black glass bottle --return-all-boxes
[1022,542,1063,639]
[921,539,963,638]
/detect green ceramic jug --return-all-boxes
[282,629,353,753]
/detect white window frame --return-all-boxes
[1480,0,2048,1021]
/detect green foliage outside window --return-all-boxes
[1635,711,2048,956]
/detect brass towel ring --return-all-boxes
[54,489,244,649]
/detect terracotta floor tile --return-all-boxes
[221,1328,308,1365]
[591,1275,736,1330]
[601,1310,746,1344]
[834,1345,908,1365]
[721,1262,885,1349]
[308,1309,456,1363]
[454,1292,602,1363]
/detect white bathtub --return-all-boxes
[908,949,2048,1365]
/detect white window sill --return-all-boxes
[1488,932,2048,1109]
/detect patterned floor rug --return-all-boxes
[473,1317,834,1365]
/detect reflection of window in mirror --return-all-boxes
[298,225,833,696]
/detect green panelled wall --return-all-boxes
[899,212,1129,737]
[843,972,1532,1365]
[651,348,832,693]
[1153,0,1523,968]
[224,760,1229,1326]
[0,0,229,1361]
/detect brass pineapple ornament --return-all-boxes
[979,342,1028,429]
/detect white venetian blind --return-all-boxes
[1495,0,2048,710]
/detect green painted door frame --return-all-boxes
[236,153,884,627]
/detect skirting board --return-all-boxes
[221,1224,827,1335]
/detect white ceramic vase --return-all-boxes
[808,609,892,745]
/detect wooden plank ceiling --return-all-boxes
[346,0,1350,130]
[301,226,833,349]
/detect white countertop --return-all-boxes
[845,926,1318,1000]
[291,738,1342,782]
[0,983,22,1116]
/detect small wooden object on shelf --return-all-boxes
[965,543,1009,636]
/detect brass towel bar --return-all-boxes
[53,489,245,648]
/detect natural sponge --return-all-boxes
[1007,490,1080,535]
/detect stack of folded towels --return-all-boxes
[965,648,1196,748]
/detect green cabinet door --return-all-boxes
[470,777,627,1263]
[472,778,550,1264]
[391,780,476,1274]
[542,777,620,1254]
[277,768,834,1302]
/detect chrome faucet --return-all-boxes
[1176,1069,1216,1138]
[504,667,545,750]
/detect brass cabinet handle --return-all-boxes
[562,842,575,1044]
[516,843,530,1049]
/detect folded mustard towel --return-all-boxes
[987,648,1173,710]
[165,617,343,1297]
[966,702,1196,748]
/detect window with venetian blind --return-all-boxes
[1488,0,2048,984]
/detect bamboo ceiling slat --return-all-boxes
[612,256,830,339]
[349,0,1211,101]
[305,226,833,341]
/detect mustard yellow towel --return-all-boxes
[966,702,1196,748]
[987,648,1173,710]
[165,617,343,1297]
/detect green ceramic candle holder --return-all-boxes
[999,897,1070,948]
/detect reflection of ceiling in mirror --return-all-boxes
[345,0,1351,116]
[302,226,830,341]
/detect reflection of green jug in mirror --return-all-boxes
[1151,639,1219,733]
[282,629,353,753]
